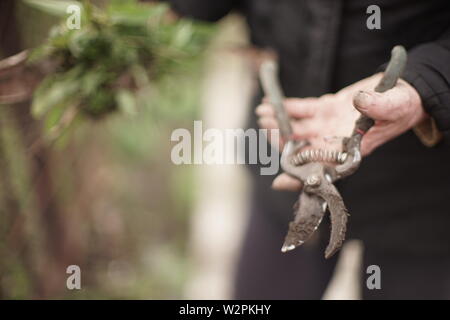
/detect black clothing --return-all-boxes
[234,192,339,300]
[167,0,450,298]
[236,197,450,299]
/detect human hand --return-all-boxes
[256,73,427,191]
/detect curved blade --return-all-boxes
[311,181,349,259]
[281,192,326,252]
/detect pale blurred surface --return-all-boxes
[184,15,253,299]
[323,240,363,300]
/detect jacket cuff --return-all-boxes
[413,117,443,147]
[401,65,449,146]
[400,42,450,146]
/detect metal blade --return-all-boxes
[282,192,326,252]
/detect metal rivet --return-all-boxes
[306,175,321,186]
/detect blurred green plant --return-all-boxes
[24,0,214,137]
[0,0,215,299]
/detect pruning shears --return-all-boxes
[259,46,407,258]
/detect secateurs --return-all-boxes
[259,46,407,258]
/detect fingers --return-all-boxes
[353,83,411,121]
[354,88,407,155]
[360,122,395,156]
[257,116,278,130]
[272,173,303,192]
[291,121,318,140]
[257,117,284,148]
[256,98,319,140]
[284,98,317,118]
[353,91,390,120]
[255,103,275,117]
[258,116,318,141]
[255,98,317,119]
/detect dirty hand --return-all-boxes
[256,73,427,191]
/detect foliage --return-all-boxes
[0,0,214,299]
[25,0,214,135]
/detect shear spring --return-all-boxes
[291,149,348,166]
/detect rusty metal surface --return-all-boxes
[260,46,407,258]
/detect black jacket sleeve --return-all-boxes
[402,29,450,144]
[166,0,239,22]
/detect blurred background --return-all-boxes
[0,0,360,299]
[0,0,251,299]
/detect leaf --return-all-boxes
[23,0,84,17]
[31,72,81,118]
[131,64,151,88]
[172,22,194,49]
[80,70,107,96]
[108,0,168,27]
[116,90,137,116]
[26,0,215,128]
[44,98,75,131]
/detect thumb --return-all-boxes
[353,90,401,121]
[272,173,303,192]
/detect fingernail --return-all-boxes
[354,91,373,110]
[255,105,264,115]
[257,119,267,129]
[256,104,271,115]
[271,177,282,190]
[271,183,282,191]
